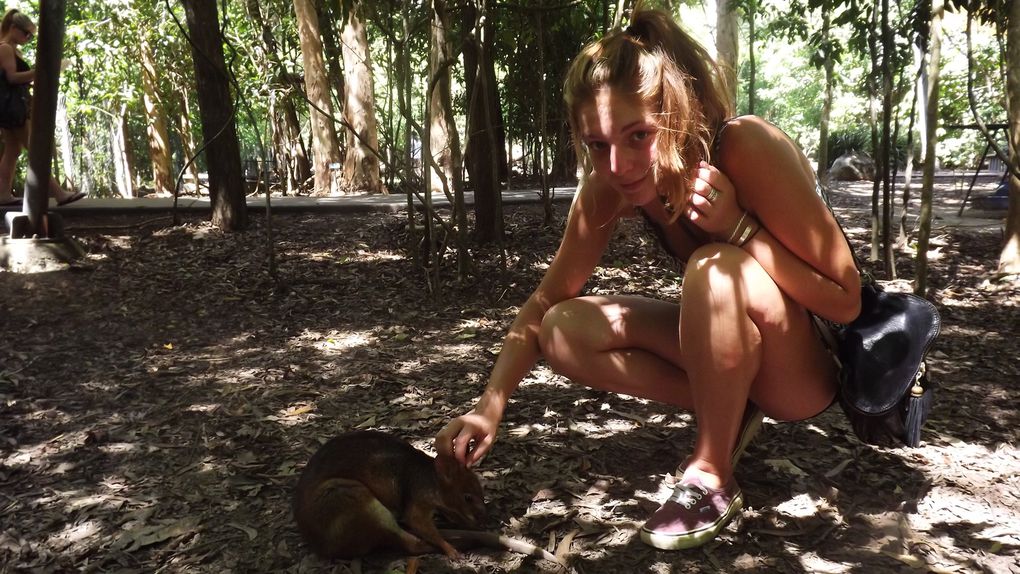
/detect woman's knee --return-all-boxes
[538,297,607,365]
[685,243,748,279]
[539,298,582,355]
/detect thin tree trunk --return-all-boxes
[747,0,756,115]
[182,0,247,231]
[880,0,895,277]
[538,7,553,226]
[56,94,74,188]
[424,1,439,290]
[112,102,134,198]
[140,35,173,196]
[341,0,383,194]
[176,89,201,194]
[430,0,469,277]
[817,10,833,182]
[464,0,503,245]
[315,0,346,114]
[999,0,1020,274]
[894,26,925,247]
[916,0,943,295]
[293,0,342,196]
[898,63,919,248]
[398,0,418,266]
[429,0,458,197]
[716,0,739,107]
[867,0,881,262]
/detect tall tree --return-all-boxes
[111,102,134,198]
[244,0,311,195]
[293,0,342,196]
[716,0,740,105]
[464,0,506,244]
[181,0,247,231]
[879,0,895,277]
[817,8,836,181]
[429,0,470,276]
[746,0,757,114]
[140,33,172,195]
[428,0,460,198]
[341,0,383,194]
[916,0,943,295]
[315,0,346,110]
[1002,0,1020,275]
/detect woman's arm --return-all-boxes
[0,44,33,84]
[716,116,861,324]
[437,175,621,465]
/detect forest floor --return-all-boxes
[1,178,1017,574]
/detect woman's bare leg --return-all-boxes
[680,243,837,486]
[539,294,693,409]
[538,243,837,486]
[0,129,23,202]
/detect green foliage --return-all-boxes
[2,0,1007,197]
[823,126,915,168]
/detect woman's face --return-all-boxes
[12,22,34,45]
[577,87,659,206]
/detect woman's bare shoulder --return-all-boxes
[716,115,814,189]
[718,116,797,157]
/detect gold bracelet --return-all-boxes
[737,219,761,246]
[726,211,749,243]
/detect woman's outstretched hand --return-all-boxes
[435,411,498,467]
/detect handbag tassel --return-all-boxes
[903,363,933,448]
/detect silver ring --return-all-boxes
[707,187,720,202]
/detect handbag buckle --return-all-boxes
[910,362,927,397]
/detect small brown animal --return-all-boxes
[293,430,486,559]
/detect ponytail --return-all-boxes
[563,3,733,219]
[1,9,33,36]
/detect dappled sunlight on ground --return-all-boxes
[0,184,1016,572]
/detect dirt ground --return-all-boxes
[1,178,1017,574]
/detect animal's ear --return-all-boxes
[434,454,462,483]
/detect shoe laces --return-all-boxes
[667,483,706,509]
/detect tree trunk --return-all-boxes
[1000,0,1020,275]
[716,0,739,106]
[341,1,383,194]
[176,88,201,195]
[817,10,833,181]
[293,0,342,196]
[916,0,943,295]
[271,92,311,196]
[464,0,505,244]
[56,93,74,189]
[140,35,173,196]
[431,0,469,277]
[867,1,881,262]
[429,0,460,198]
[112,102,134,198]
[879,0,895,278]
[747,0,756,115]
[182,0,247,231]
[244,0,310,195]
[537,8,553,226]
[398,0,418,266]
[315,0,346,113]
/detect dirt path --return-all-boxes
[0,181,1017,573]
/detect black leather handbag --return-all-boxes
[837,279,941,447]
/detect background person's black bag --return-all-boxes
[837,280,941,447]
[0,71,29,129]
